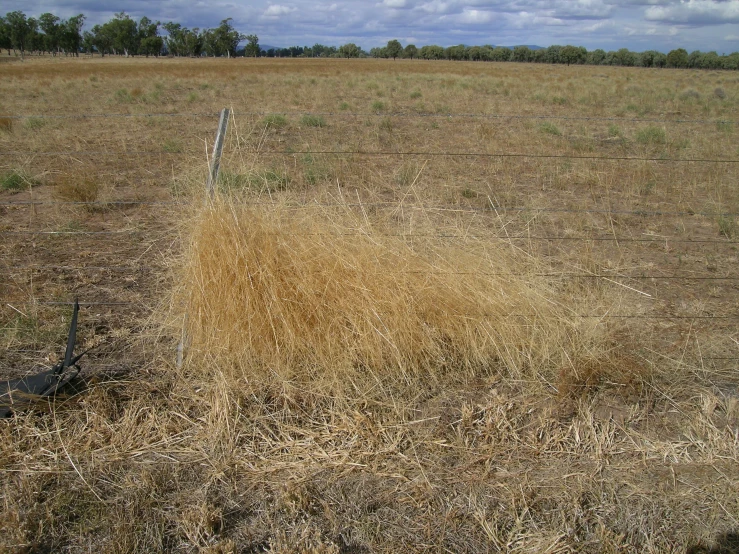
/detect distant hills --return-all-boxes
[256,44,544,52]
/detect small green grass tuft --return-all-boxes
[114,88,133,103]
[716,121,733,133]
[300,115,326,128]
[263,114,288,129]
[379,117,394,132]
[608,124,622,137]
[635,126,666,145]
[371,100,386,112]
[718,216,737,239]
[219,169,291,193]
[410,91,422,99]
[1,171,36,192]
[339,102,350,111]
[540,122,562,136]
[162,139,183,153]
[24,117,46,130]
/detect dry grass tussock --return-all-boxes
[175,198,614,394]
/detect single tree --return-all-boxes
[560,45,586,66]
[91,24,113,56]
[666,48,688,68]
[511,45,532,63]
[61,14,85,56]
[38,13,60,54]
[386,39,402,60]
[339,43,359,58]
[0,17,10,55]
[244,34,259,57]
[404,44,417,59]
[82,29,95,55]
[5,11,34,58]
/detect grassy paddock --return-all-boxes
[0,57,738,553]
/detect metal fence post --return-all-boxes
[206,108,230,198]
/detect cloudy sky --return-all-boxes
[6,0,739,53]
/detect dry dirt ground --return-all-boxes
[0,56,738,553]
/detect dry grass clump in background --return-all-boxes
[54,176,101,204]
[0,116,13,133]
[175,198,612,393]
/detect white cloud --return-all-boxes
[726,33,739,40]
[417,0,454,14]
[645,0,739,25]
[263,4,296,17]
[382,0,409,7]
[456,8,495,23]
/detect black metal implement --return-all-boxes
[1,300,86,418]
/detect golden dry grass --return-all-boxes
[0,56,738,553]
[176,199,616,393]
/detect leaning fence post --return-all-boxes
[178,109,229,368]
[206,108,230,199]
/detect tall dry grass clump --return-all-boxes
[174,198,609,392]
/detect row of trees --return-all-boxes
[0,11,253,58]
[0,11,85,57]
[368,40,739,70]
[2,10,739,69]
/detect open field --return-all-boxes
[1,57,738,553]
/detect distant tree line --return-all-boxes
[369,40,739,70]
[0,11,248,58]
[2,10,738,69]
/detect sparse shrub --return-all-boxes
[552,95,569,105]
[540,122,562,136]
[300,115,326,128]
[679,89,701,101]
[371,100,386,112]
[714,87,726,100]
[339,102,350,111]
[187,92,199,103]
[410,91,422,99]
[718,216,737,238]
[461,188,478,199]
[262,114,288,129]
[636,126,666,145]
[1,171,36,192]
[0,117,12,133]
[608,124,622,138]
[24,117,46,130]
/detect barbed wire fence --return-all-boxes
[2,109,738,367]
